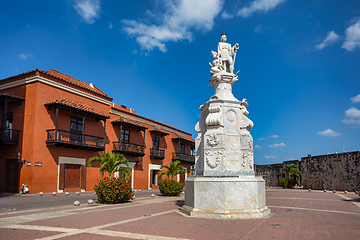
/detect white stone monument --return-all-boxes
[182,34,270,219]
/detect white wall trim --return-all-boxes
[59,156,86,165]
[57,165,62,193]
[176,168,187,182]
[0,76,112,106]
[148,164,161,189]
[110,109,192,137]
[131,169,134,189]
[115,163,135,189]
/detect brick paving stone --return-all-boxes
[266,188,360,214]
[246,207,360,240]
[23,199,181,229]
[0,188,359,240]
[0,228,62,239]
[59,233,132,240]
[104,211,264,239]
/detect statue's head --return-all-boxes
[221,33,227,42]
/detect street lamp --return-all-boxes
[17,152,27,164]
[332,140,348,153]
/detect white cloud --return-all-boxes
[265,155,277,159]
[268,142,285,148]
[74,0,101,24]
[351,94,360,103]
[254,24,263,32]
[221,11,233,19]
[342,118,360,125]
[237,0,285,18]
[317,129,342,137]
[122,0,224,52]
[254,145,262,150]
[19,53,33,60]
[315,31,340,50]
[342,19,360,51]
[342,107,360,125]
[270,135,279,138]
[109,22,113,29]
[345,107,360,118]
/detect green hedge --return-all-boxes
[159,179,184,196]
[94,177,133,204]
[279,178,298,188]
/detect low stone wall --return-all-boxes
[301,151,360,191]
[254,163,283,186]
[255,151,360,191]
[255,160,300,186]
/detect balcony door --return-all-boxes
[180,143,185,154]
[4,112,13,140]
[121,129,130,143]
[152,136,159,149]
[70,117,83,143]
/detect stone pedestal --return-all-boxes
[182,176,270,219]
[182,34,270,219]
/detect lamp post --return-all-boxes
[17,152,27,164]
[332,140,348,153]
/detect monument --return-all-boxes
[181,34,270,219]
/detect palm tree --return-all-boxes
[158,160,186,180]
[88,152,131,180]
[280,164,302,183]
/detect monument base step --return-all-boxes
[183,176,271,219]
[180,205,270,219]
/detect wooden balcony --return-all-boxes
[150,148,165,159]
[172,152,195,164]
[46,129,105,151]
[113,141,145,157]
[0,128,20,145]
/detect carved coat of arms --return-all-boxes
[207,134,219,147]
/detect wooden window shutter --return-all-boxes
[59,164,65,190]
[81,165,86,190]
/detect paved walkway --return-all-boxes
[0,188,359,239]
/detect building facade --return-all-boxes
[0,69,194,193]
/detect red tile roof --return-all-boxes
[172,134,195,143]
[44,69,111,100]
[0,69,112,101]
[44,99,109,119]
[112,116,147,129]
[150,127,169,136]
[0,92,25,100]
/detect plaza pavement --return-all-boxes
[0,188,359,240]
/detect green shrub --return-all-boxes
[279,178,298,188]
[279,178,288,188]
[94,177,133,204]
[287,178,298,188]
[159,179,184,196]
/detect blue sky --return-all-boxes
[1,0,359,164]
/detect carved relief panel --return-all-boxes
[241,150,254,171]
[206,134,220,147]
[205,150,224,169]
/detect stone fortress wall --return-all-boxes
[255,151,360,191]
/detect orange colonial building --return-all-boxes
[0,69,194,193]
